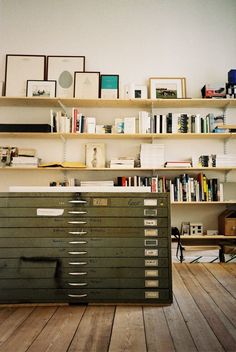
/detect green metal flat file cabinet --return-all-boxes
[0,192,172,304]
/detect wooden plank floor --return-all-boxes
[0,263,235,352]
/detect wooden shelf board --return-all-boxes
[0,96,236,108]
[179,235,236,239]
[0,132,235,139]
[1,166,236,171]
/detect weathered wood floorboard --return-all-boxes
[0,263,235,352]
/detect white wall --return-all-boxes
[1,0,236,97]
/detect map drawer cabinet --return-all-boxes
[0,192,172,304]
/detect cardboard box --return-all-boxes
[218,209,236,236]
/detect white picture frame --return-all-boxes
[85,143,105,168]
[74,71,100,99]
[124,84,147,99]
[4,54,46,97]
[47,56,85,98]
[26,80,56,98]
[149,77,186,99]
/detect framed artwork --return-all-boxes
[4,54,46,97]
[85,143,105,168]
[100,74,119,99]
[26,80,56,97]
[74,71,100,99]
[46,55,85,98]
[124,84,147,99]
[149,77,186,99]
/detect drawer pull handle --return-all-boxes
[68,231,87,235]
[69,241,87,244]
[68,221,87,224]
[68,211,87,214]
[68,251,87,255]
[68,283,87,286]
[68,294,87,298]
[69,200,87,204]
[69,262,87,265]
[68,272,87,276]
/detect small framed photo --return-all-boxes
[149,77,186,99]
[124,84,147,99]
[4,54,46,97]
[74,71,100,99]
[85,143,105,168]
[133,85,147,99]
[47,55,85,98]
[26,80,56,97]
[181,221,190,236]
[100,74,119,99]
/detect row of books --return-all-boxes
[50,109,226,134]
[142,113,225,134]
[115,173,222,202]
[198,154,236,167]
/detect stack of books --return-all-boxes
[11,156,40,168]
[80,180,114,187]
[140,144,165,168]
[215,154,236,167]
[110,159,135,168]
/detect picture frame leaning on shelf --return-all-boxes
[149,77,186,99]
[4,54,46,97]
[47,55,85,98]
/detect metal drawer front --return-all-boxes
[0,227,169,238]
[0,237,168,248]
[0,217,168,228]
[0,207,168,218]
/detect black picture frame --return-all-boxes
[4,54,46,97]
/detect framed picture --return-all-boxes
[4,54,46,97]
[100,74,119,99]
[149,77,186,99]
[74,71,100,99]
[85,143,105,168]
[47,56,85,98]
[124,84,147,99]
[26,80,56,98]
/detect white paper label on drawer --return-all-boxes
[37,208,64,216]
[145,270,159,277]
[144,219,157,226]
[145,280,159,288]
[144,229,158,237]
[145,249,158,256]
[144,209,157,216]
[145,259,159,267]
[145,239,158,247]
[144,199,157,206]
[145,291,159,299]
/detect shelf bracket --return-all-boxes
[57,99,71,117]
[224,170,230,183]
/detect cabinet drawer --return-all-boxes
[0,277,170,289]
[0,217,168,228]
[0,207,168,218]
[0,258,170,269]
[0,247,169,258]
[0,193,168,209]
[0,227,169,238]
[0,237,168,248]
[0,288,171,303]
